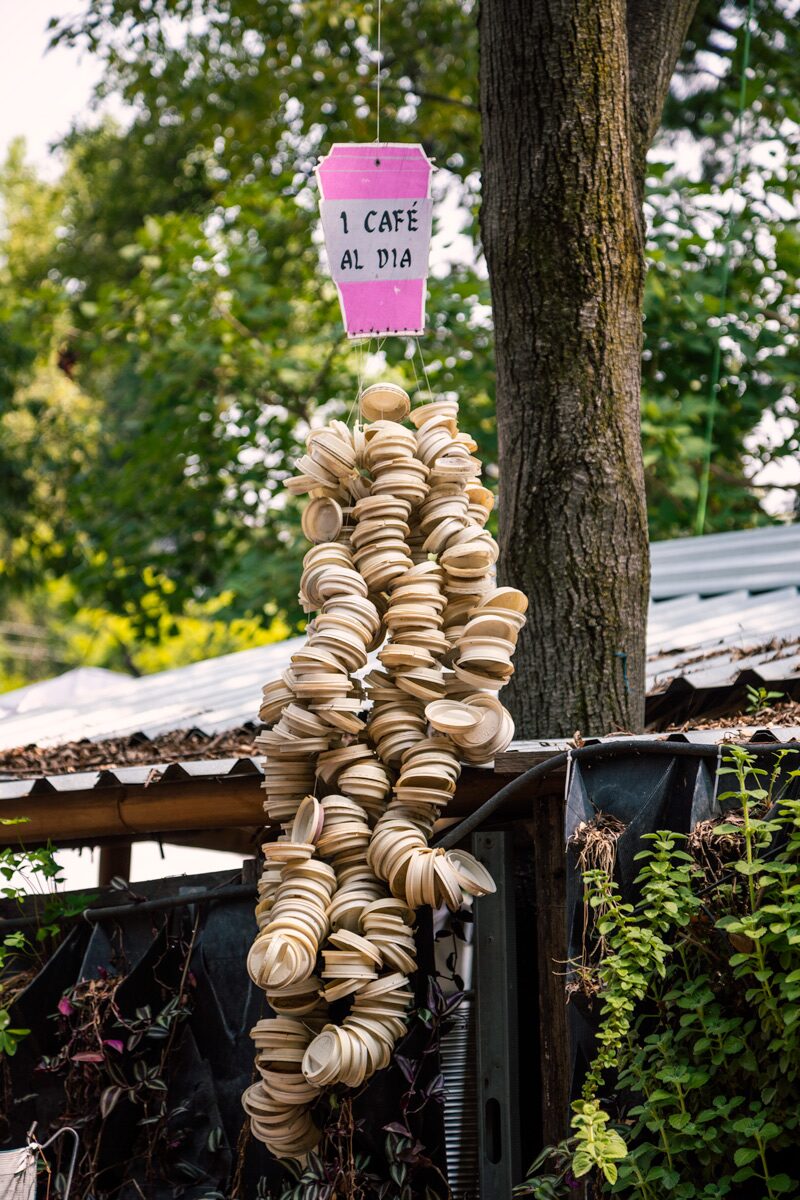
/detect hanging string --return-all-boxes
[351,339,368,425]
[345,340,361,429]
[375,0,383,144]
[415,337,434,400]
[408,343,422,395]
[694,0,755,536]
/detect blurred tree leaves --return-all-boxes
[0,580,290,692]
[0,0,797,663]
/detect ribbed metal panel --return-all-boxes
[0,756,264,799]
[647,586,800,695]
[651,524,800,599]
[0,527,798,753]
[0,639,305,751]
[3,726,800,799]
[440,998,479,1200]
[501,726,800,761]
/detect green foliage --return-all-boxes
[64,591,292,675]
[523,746,800,1198]
[0,1,797,667]
[0,1007,30,1057]
[39,922,207,1196]
[745,684,786,714]
[0,579,291,693]
[512,1141,578,1199]
[647,0,800,533]
[571,831,701,1177]
[0,824,81,1058]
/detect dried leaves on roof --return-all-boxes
[1,698,798,783]
[0,727,260,780]
[667,697,800,732]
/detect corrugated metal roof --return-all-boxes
[2,727,800,804]
[0,526,797,753]
[650,524,800,599]
[647,586,800,695]
[0,667,137,716]
[0,639,305,752]
[2,598,795,751]
[0,756,264,802]
[499,725,800,764]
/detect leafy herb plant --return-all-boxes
[518,746,800,1198]
[745,686,786,716]
[38,915,203,1197]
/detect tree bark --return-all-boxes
[626,0,704,190]
[479,0,698,738]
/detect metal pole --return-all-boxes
[473,830,521,1196]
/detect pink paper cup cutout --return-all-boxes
[316,143,435,338]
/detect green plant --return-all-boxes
[39,913,206,1196]
[512,1140,579,1198]
[0,818,84,1058]
[2,0,798,659]
[569,828,701,1184]
[0,1007,29,1057]
[521,746,800,1198]
[745,685,785,716]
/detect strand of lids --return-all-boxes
[242,382,527,1159]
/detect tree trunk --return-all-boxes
[479,0,698,738]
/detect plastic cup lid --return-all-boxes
[446,848,497,896]
[359,383,411,423]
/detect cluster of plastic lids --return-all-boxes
[243,383,527,1158]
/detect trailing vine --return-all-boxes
[0,819,86,1062]
[518,747,800,1198]
[567,828,700,1185]
[37,914,206,1197]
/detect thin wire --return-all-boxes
[409,343,422,394]
[375,0,382,144]
[349,340,367,426]
[32,1127,80,1200]
[415,337,434,399]
[694,0,755,536]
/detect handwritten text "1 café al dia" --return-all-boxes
[337,206,421,271]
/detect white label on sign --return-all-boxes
[319,198,433,282]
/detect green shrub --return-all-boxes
[518,747,800,1199]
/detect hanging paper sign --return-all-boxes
[316,143,434,338]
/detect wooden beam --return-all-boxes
[98,843,132,886]
[0,776,266,846]
[495,742,570,774]
[0,764,529,849]
[532,789,572,1147]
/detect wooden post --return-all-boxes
[98,843,132,887]
[532,791,571,1146]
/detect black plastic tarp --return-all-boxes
[1,872,444,1198]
